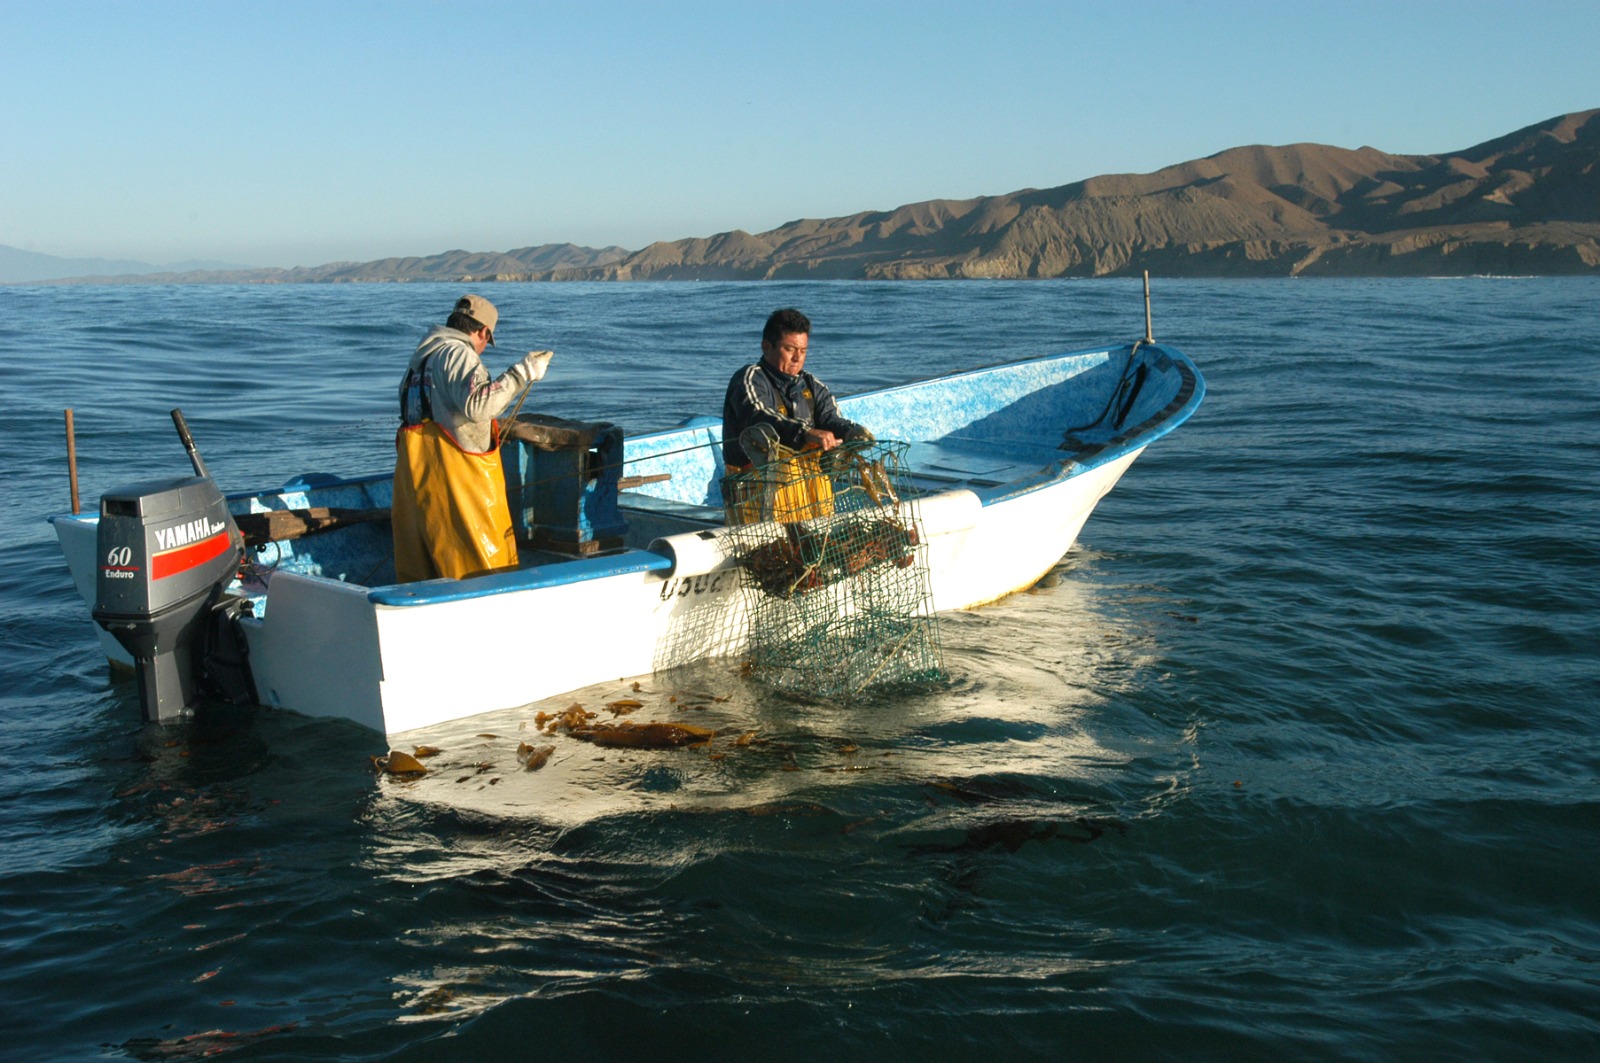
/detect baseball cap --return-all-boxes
[454,294,498,345]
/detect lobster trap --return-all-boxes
[718,439,945,701]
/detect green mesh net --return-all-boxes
[717,439,945,701]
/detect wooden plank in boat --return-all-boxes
[236,507,389,547]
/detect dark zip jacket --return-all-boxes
[721,360,861,467]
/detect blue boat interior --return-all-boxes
[221,343,1201,613]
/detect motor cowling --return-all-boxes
[92,474,246,721]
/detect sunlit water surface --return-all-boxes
[1,279,1596,1061]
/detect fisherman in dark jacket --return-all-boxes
[722,307,870,469]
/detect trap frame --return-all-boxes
[717,439,945,701]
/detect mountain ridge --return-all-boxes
[15,109,1599,284]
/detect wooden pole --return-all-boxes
[64,409,81,515]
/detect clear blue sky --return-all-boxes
[3,0,1595,268]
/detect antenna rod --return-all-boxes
[1142,270,1154,343]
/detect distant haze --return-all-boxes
[0,245,253,284]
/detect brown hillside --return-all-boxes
[565,108,1598,279]
[48,109,1600,284]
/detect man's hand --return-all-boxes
[804,427,841,451]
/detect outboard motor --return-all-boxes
[91,410,247,722]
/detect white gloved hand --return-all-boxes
[518,350,554,383]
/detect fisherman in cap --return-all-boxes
[392,294,554,582]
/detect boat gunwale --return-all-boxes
[969,343,1204,502]
[366,345,1203,607]
[52,342,1204,611]
[365,548,675,606]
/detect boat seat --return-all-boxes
[906,437,1071,488]
[617,491,726,541]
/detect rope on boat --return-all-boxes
[492,379,537,450]
[1059,268,1157,447]
[1059,339,1151,444]
[497,436,726,505]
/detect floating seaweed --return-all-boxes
[516,743,555,771]
[563,721,716,748]
[372,750,428,776]
[535,702,593,734]
[912,816,1131,855]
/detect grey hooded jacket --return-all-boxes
[399,325,533,453]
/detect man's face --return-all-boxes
[763,331,809,375]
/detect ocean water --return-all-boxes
[1,278,1596,1061]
